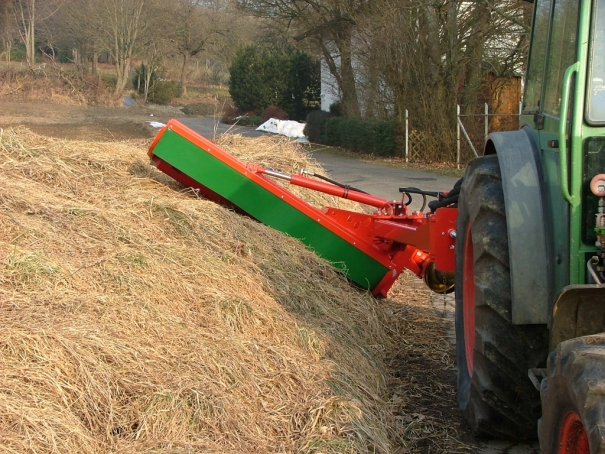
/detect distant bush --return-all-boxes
[303,110,331,143]
[329,102,344,117]
[229,45,320,121]
[320,117,403,157]
[9,44,26,62]
[262,105,288,121]
[221,104,240,124]
[183,102,218,116]
[58,49,71,63]
[100,73,117,90]
[132,64,159,95]
[236,115,263,127]
[148,80,181,105]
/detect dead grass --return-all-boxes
[0,63,119,106]
[0,127,472,453]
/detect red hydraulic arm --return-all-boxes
[252,165,457,297]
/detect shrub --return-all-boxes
[132,64,159,95]
[303,110,331,143]
[9,44,26,62]
[320,117,403,157]
[100,73,117,90]
[228,46,266,114]
[229,45,320,121]
[148,80,181,105]
[221,104,240,124]
[183,102,218,116]
[236,115,263,127]
[58,49,71,63]
[262,105,288,121]
[329,102,344,117]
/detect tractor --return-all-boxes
[455,0,605,450]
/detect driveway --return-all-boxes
[179,116,267,139]
[310,150,460,210]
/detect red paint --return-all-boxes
[558,411,589,454]
[463,223,476,376]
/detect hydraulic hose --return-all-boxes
[428,178,463,212]
[302,171,369,194]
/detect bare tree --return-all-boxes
[168,0,221,95]
[237,0,375,118]
[10,0,62,66]
[352,0,530,160]
[0,0,16,61]
[137,25,171,102]
[52,0,104,75]
[97,0,159,96]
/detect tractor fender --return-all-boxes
[485,127,551,324]
[550,284,605,349]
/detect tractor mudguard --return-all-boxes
[550,284,605,349]
[486,127,551,324]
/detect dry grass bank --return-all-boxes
[0,128,471,453]
[0,128,397,453]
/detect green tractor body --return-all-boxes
[455,0,605,449]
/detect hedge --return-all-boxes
[303,110,331,143]
[317,117,403,157]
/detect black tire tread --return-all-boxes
[539,334,605,453]
[456,155,549,440]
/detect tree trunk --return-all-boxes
[92,50,98,77]
[144,65,153,102]
[461,1,490,114]
[180,53,188,96]
[4,40,12,62]
[335,25,361,118]
[22,0,35,67]
[114,58,131,96]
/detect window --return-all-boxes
[524,0,552,113]
[588,0,605,122]
[542,0,580,116]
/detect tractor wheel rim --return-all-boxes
[462,223,475,376]
[558,411,589,454]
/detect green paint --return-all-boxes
[522,0,605,296]
[151,129,389,290]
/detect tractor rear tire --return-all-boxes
[539,335,605,453]
[455,154,549,439]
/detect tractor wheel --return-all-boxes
[455,154,549,439]
[539,335,605,454]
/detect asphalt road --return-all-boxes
[309,149,460,211]
[179,116,267,139]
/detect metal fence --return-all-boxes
[402,102,523,168]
